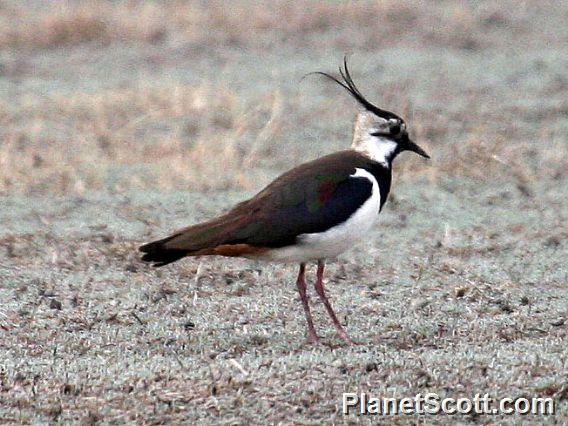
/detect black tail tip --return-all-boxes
[139,241,187,267]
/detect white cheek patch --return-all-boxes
[358,134,397,166]
[372,139,397,165]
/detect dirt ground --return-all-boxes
[1,1,566,424]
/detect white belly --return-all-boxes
[255,168,381,263]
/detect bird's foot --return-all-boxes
[306,332,321,344]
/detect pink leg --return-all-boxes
[314,260,355,345]
[295,263,320,343]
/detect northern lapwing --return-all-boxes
[140,58,429,345]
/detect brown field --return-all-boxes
[0,0,566,424]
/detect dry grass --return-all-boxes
[1,79,565,195]
[1,0,567,195]
[0,1,166,49]
[0,84,288,194]
[1,0,561,51]
[1,182,566,423]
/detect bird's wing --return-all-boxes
[225,150,376,248]
[140,150,383,265]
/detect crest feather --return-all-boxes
[309,56,402,122]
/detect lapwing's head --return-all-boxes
[314,58,429,167]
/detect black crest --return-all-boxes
[310,57,402,122]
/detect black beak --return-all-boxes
[405,138,430,159]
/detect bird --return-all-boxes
[139,58,429,345]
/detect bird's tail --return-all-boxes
[139,215,246,267]
[139,235,189,267]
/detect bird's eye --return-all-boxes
[390,124,401,135]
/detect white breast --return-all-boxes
[259,168,381,262]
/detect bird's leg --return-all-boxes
[314,259,355,345]
[295,263,320,343]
